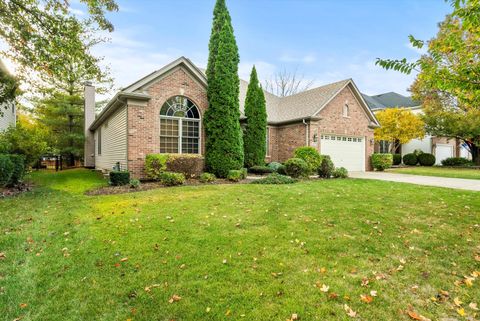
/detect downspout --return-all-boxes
[302,118,309,146]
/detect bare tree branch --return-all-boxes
[264,67,314,97]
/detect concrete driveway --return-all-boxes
[350,171,480,191]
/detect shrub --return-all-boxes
[293,146,322,174]
[8,154,26,186]
[332,167,348,178]
[277,164,287,175]
[227,169,243,182]
[145,154,169,180]
[160,172,185,186]
[240,168,248,179]
[110,171,130,186]
[284,158,309,178]
[418,153,436,166]
[129,179,140,189]
[317,155,335,178]
[402,153,418,166]
[392,154,402,166]
[0,154,13,186]
[248,165,273,175]
[145,154,204,180]
[267,162,283,172]
[371,153,393,171]
[413,149,424,156]
[199,172,216,183]
[251,173,297,184]
[441,157,473,167]
[166,154,204,178]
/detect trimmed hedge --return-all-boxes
[248,165,273,175]
[418,153,436,166]
[393,154,402,166]
[227,169,243,182]
[251,173,297,184]
[284,158,309,178]
[294,146,322,174]
[371,153,393,171]
[317,155,335,178]
[0,154,14,186]
[145,154,204,180]
[277,164,287,175]
[332,167,348,178]
[110,171,130,186]
[441,157,473,167]
[199,172,216,183]
[160,172,185,186]
[129,179,140,189]
[267,162,283,172]
[402,153,418,166]
[0,154,26,187]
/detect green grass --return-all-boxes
[389,166,480,180]
[1,169,479,320]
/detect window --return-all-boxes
[160,96,200,154]
[379,140,389,153]
[97,127,102,155]
[343,104,349,117]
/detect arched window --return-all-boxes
[160,96,200,154]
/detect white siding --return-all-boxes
[94,106,128,172]
[0,102,16,132]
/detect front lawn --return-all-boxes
[1,169,479,320]
[389,166,480,180]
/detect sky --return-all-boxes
[5,0,453,98]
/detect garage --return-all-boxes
[435,144,454,165]
[320,134,366,172]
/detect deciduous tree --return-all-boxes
[374,108,425,153]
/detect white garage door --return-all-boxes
[320,135,366,172]
[435,144,453,165]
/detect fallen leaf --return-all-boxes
[464,277,474,287]
[144,284,161,292]
[360,294,373,303]
[370,290,377,297]
[361,278,369,287]
[454,297,463,307]
[457,308,465,316]
[225,309,231,316]
[320,284,329,292]
[222,259,227,264]
[329,292,339,299]
[407,309,431,321]
[120,257,128,262]
[0,252,5,260]
[475,255,480,262]
[19,303,27,309]
[469,302,478,310]
[290,313,299,320]
[168,294,181,303]
[343,304,357,318]
[206,307,211,313]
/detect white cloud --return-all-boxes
[279,53,316,64]
[69,8,85,16]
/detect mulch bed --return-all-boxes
[85,178,258,196]
[0,183,34,198]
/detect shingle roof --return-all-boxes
[362,92,420,110]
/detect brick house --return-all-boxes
[85,57,380,178]
[362,92,470,164]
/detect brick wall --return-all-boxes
[127,67,208,178]
[313,85,375,170]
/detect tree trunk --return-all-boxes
[471,144,480,165]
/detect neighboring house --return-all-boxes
[0,60,16,132]
[84,57,380,178]
[362,92,469,164]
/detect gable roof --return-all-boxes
[90,56,380,130]
[362,92,420,111]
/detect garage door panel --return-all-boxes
[321,135,365,172]
[435,144,453,165]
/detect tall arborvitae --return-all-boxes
[243,66,267,168]
[204,0,243,177]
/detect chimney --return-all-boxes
[84,81,96,168]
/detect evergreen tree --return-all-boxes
[243,66,267,168]
[204,0,243,177]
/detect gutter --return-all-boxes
[89,91,151,131]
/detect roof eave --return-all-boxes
[89,92,151,131]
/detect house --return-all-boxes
[362,91,469,164]
[84,57,380,178]
[0,60,16,132]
